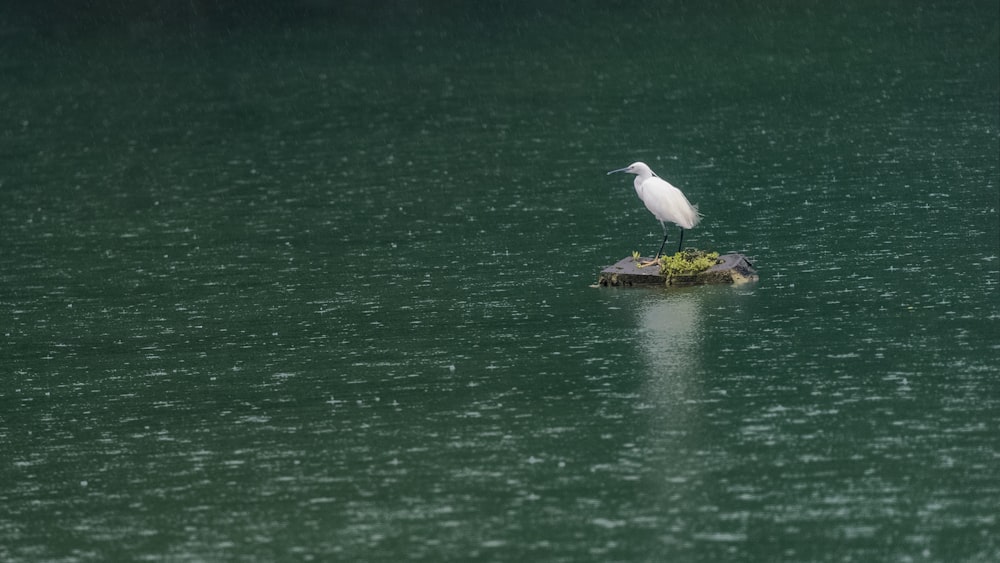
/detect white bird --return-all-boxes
[608,161,701,264]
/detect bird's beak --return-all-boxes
[607,167,628,175]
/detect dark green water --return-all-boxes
[2,3,998,561]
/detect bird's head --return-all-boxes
[607,162,654,178]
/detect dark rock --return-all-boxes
[597,253,758,287]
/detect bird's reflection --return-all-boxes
[636,291,704,404]
[633,289,709,525]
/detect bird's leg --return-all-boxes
[655,232,668,260]
[677,229,685,253]
[638,227,668,268]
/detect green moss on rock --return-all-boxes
[657,250,720,282]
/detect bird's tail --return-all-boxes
[690,204,703,228]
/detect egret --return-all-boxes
[608,161,701,266]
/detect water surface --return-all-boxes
[2,2,998,561]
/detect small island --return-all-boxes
[597,250,758,287]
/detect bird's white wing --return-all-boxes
[642,177,701,230]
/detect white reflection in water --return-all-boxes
[636,291,704,402]
[634,290,708,475]
[633,289,734,545]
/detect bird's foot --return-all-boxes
[636,258,661,269]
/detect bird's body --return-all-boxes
[608,161,701,262]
